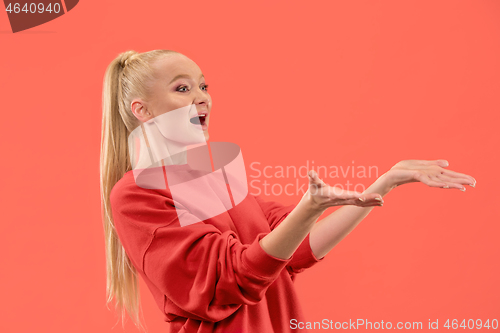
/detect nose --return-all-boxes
[193,87,210,109]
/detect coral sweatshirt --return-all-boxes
[110,164,324,333]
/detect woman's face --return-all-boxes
[132,53,212,142]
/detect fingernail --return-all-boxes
[469,183,475,188]
[358,197,365,202]
[443,185,449,189]
[374,197,382,201]
[460,187,466,192]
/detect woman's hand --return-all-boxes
[303,170,384,213]
[384,159,476,191]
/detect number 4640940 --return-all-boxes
[5,3,62,14]
[443,319,498,330]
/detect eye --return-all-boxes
[176,85,188,92]
[201,84,209,91]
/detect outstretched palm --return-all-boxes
[386,159,476,191]
[305,170,384,211]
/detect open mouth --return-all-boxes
[189,114,207,127]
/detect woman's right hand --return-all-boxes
[304,170,384,212]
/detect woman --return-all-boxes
[100,49,476,333]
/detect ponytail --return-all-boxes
[99,49,178,332]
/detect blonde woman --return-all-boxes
[100,49,475,333]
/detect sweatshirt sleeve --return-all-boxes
[110,181,293,322]
[253,195,325,276]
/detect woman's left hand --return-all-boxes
[383,159,476,191]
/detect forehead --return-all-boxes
[152,54,202,81]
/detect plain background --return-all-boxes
[0,1,498,332]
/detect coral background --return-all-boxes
[0,1,498,332]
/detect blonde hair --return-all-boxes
[100,49,179,331]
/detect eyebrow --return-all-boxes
[169,73,205,84]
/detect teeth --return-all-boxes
[189,114,207,125]
[190,114,207,125]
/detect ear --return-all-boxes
[131,99,153,122]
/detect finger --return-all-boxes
[308,170,325,185]
[440,183,467,191]
[435,174,475,187]
[430,175,464,190]
[356,195,384,205]
[355,198,383,205]
[326,186,364,201]
[419,159,449,167]
[439,169,476,186]
[334,191,384,207]
[354,198,384,207]
[331,197,382,207]
[357,200,384,207]
[415,173,448,188]
[430,175,471,191]
[362,193,384,202]
[352,203,384,208]
[308,170,326,193]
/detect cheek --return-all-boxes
[175,99,195,112]
[156,94,191,113]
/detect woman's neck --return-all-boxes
[161,139,188,165]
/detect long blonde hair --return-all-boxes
[100,49,179,331]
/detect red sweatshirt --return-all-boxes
[110,164,324,333]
